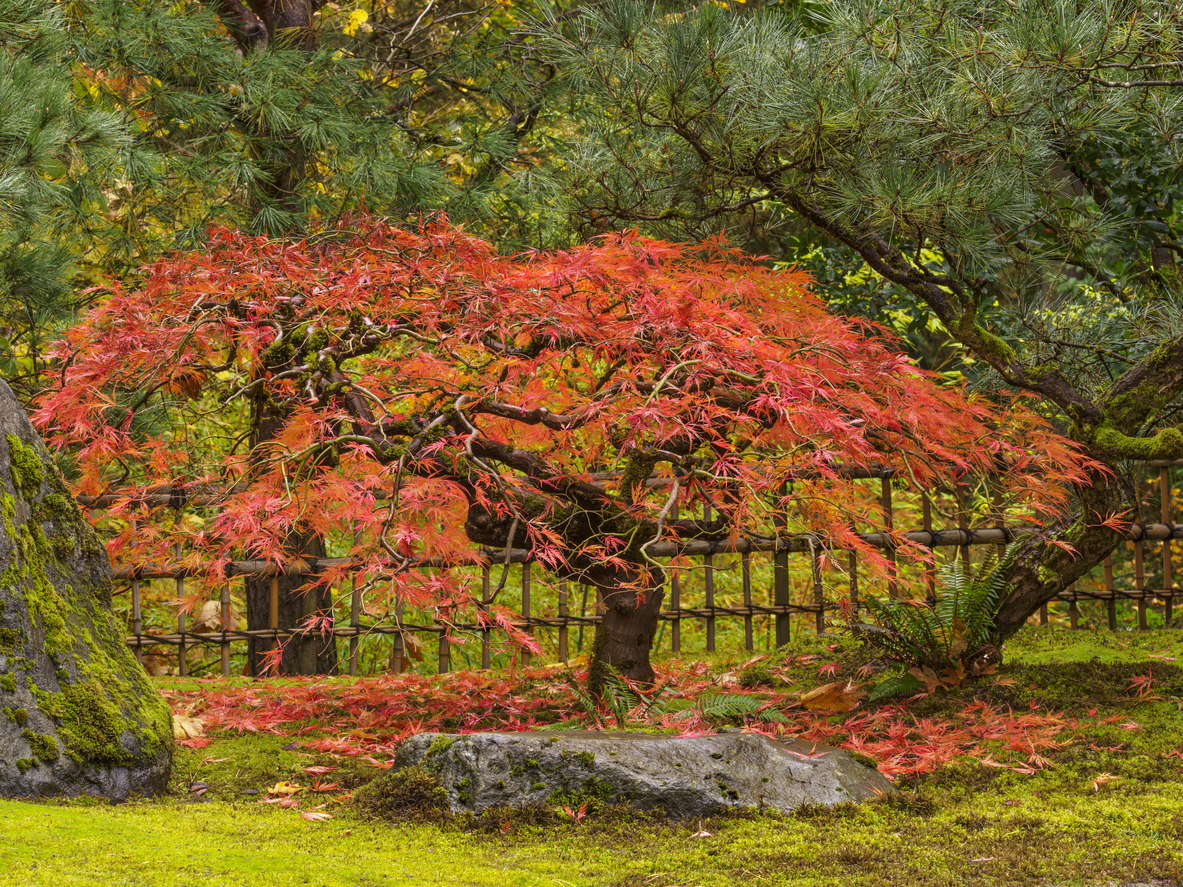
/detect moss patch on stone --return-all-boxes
[1,430,172,777]
[20,729,59,763]
[5,434,44,495]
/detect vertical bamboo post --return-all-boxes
[922,494,936,604]
[670,504,681,654]
[1040,603,1048,626]
[437,629,450,674]
[742,548,753,651]
[574,586,589,657]
[521,562,532,667]
[1136,534,1147,630]
[812,544,825,634]
[1069,583,1079,630]
[348,532,361,677]
[176,544,187,677]
[391,601,405,674]
[773,484,790,648]
[220,583,231,677]
[703,504,715,653]
[848,550,859,615]
[881,475,897,597]
[1163,467,1174,626]
[132,578,143,666]
[558,579,569,662]
[265,574,279,674]
[957,485,971,566]
[299,568,317,675]
[1104,556,1117,631]
[481,566,492,670]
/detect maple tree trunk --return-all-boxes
[245,392,338,677]
[587,573,665,698]
[244,529,338,676]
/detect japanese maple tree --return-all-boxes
[37,217,1090,686]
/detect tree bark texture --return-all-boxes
[587,576,665,697]
[245,390,338,676]
[992,463,1135,641]
[244,528,338,676]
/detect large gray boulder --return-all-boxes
[395,730,895,818]
[0,381,172,799]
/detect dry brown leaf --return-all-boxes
[908,666,940,693]
[172,715,205,740]
[939,659,966,689]
[799,680,866,712]
[141,655,174,677]
[190,600,222,633]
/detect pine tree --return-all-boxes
[0,0,125,398]
[542,0,1183,640]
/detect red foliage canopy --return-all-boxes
[37,218,1091,670]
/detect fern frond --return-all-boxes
[855,541,1021,671]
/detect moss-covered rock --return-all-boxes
[0,381,172,799]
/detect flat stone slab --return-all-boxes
[394,730,895,818]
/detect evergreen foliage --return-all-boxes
[541,0,1183,638]
[0,0,125,396]
[67,0,445,263]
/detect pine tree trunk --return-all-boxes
[992,463,1135,643]
[587,572,664,697]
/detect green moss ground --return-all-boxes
[4,627,1183,886]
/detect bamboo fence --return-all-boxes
[83,461,1183,677]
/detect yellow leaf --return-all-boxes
[799,680,866,712]
[172,715,205,740]
[267,781,303,796]
[949,617,968,658]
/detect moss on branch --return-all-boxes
[1093,425,1183,461]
